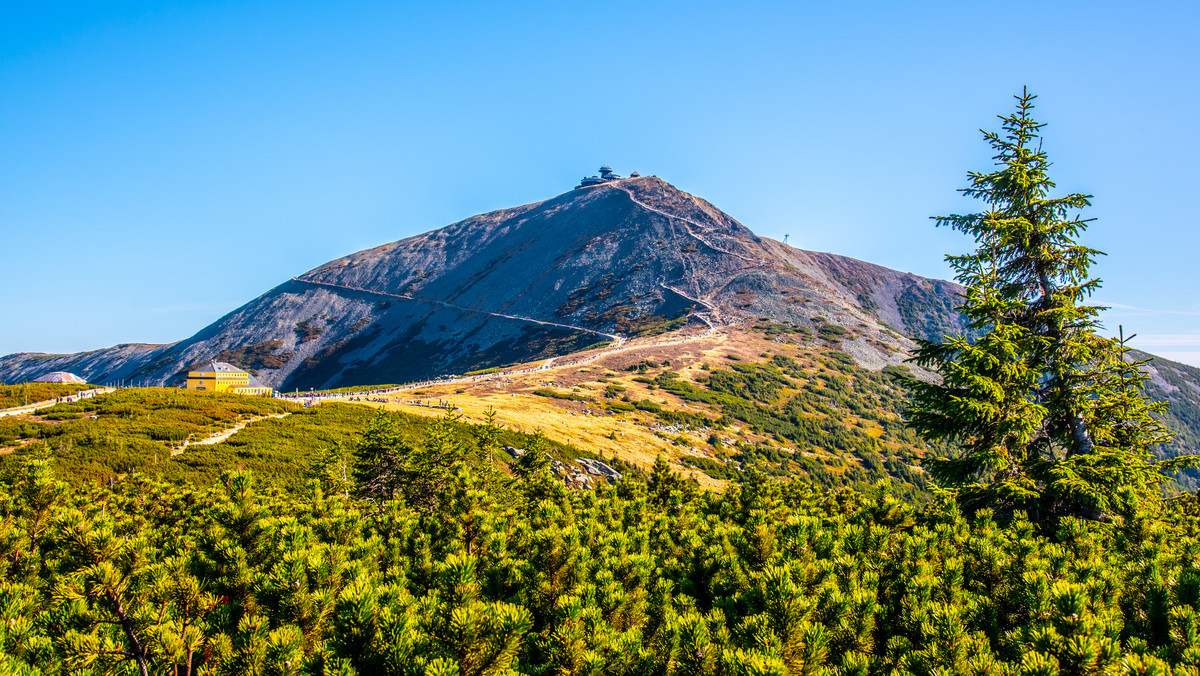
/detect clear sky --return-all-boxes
[3,1,1198,365]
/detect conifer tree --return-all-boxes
[396,413,468,513]
[908,89,1193,522]
[510,431,566,504]
[512,431,552,479]
[309,443,353,499]
[648,455,697,510]
[353,410,407,502]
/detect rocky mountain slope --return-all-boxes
[5,172,1200,493]
[1,175,970,390]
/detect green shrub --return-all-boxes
[0,383,92,408]
[818,324,848,342]
[2,429,1195,675]
[532,388,591,402]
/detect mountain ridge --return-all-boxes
[1,175,970,389]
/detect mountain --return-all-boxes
[5,171,1200,495]
[1,175,975,390]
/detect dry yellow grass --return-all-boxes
[371,391,726,490]
[341,324,896,492]
[349,325,806,491]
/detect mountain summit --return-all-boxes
[1,173,967,389]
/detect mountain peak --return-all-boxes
[2,174,969,389]
[575,165,642,188]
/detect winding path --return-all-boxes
[281,305,724,404]
[659,282,719,330]
[0,387,115,418]
[293,277,624,346]
[608,183,755,264]
[170,413,291,456]
[283,224,739,403]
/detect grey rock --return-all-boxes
[1,177,969,387]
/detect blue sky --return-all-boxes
[3,1,1198,364]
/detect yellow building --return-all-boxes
[185,361,274,396]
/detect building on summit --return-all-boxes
[185,361,273,396]
[577,166,637,188]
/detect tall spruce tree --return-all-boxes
[908,88,1191,523]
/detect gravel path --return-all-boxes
[293,277,623,345]
[171,413,291,456]
[609,183,755,263]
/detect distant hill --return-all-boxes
[1129,350,1200,489]
[0,175,965,390]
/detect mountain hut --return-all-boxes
[185,361,273,396]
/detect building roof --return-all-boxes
[33,371,87,384]
[189,361,248,375]
[244,374,269,389]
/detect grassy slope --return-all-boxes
[168,402,604,492]
[0,383,93,408]
[0,389,602,493]
[369,324,934,497]
[0,388,298,482]
[364,325,1200,499]
[6,329,1197,500]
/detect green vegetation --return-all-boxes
[1112,352,1200,492]
[627,358,669,373]
[626,314,690,337]
[752,320,812,340]
[827,351,854,366]
[532,388,591,403]
[596,306,691,338]
[295,317,324,343]
[167,403,374,491]
[464,366,504,376]
[0,389,297,483]
[817,324,847,342]
[654,355,929,499]
[0,393,595,496]
[909,89,1194,524]
[212,339,293,372]
[604,384,626,399]
[894,282,964,342]
[0,383,92,409]
[6,416,1200,674]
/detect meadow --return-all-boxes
[0,382,93,409]
[0,388,605,493]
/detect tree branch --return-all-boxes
[104,589,150,676]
